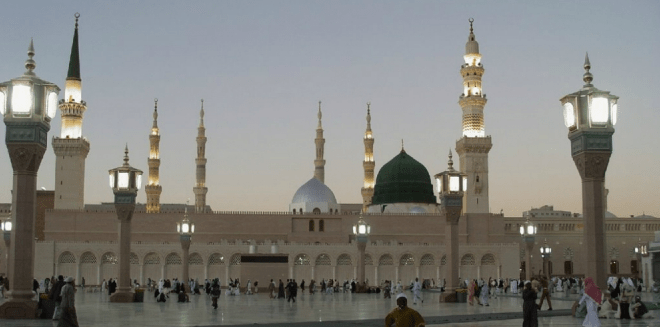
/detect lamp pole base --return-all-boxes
[109,290,135,303]
[0,299,39,319]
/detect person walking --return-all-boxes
[49,275,65,320]
[277,279,285,298]
[385,293,426,327]
[479,279,489,306]
[58,276,79,327]
[537,277,553,311]
[268,279,275,299]
[522,282,538,327]
[211,283,220,309]
[579,277,602,327]
[412,278,423,304]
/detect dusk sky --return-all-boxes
[0,1,658,217]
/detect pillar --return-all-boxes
[332,265,336,280]
[110,203,135,302]
[0,143,46,318]
[180,235,191,293]
[289,265,294,279]
[225,266,229,285]
[204,264,208,280]
[573,151,611,291]
[311,266,315,281]
[76,263,81,286]
[395,265,399,282]
[477,265,481,280]
[357,240,366,283]
[97,263,102,284]
[525,241,534,281]
[139,264,144,285]
[415,265,420,279]
[161,265,165,280]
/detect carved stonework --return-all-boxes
[572,152,611,179]
[443,207,462,224]
[114,203,136,221]
[6,144,46,172]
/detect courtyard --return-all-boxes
[1,288,660,326]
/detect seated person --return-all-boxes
[571,299,588,318]
[177,290,189,302]
[598,292,616,319]
[631,296,652,319]
[157,291,167,302]
[613,283,635,319]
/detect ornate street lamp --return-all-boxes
[634,238,642,277]
[177,205,195,293]
[540,239,552,281]
[0,39,59,319]
[434,150,466,302]
[519,214,536,281]
[353,214,370,289]
[560,53,618,291]
[108,146,142,303]
[1,217,11,275]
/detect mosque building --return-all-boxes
[1,18,658,289]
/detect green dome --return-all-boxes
[371,150,436,205]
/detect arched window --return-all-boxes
[230,254,241,266]
[294,254,310,266]
[58,252,76,264]
[144,253,161,265]
[337,254,352,266]
[460,254,475,266]
[130,253,139,265]
[631,260,639,274]
[480,254,496,265]
[189,253,203,265]
[313,208,321,214]
[610,260,619,274]
[315,254,331,266]
[208,253,224,265]
[102,252,118,265]
[165,253,182,265]
[564,261,573,274]
[378,254,394,266]
[80,252,97,264]
[441,255,446,266]
[365,254,373,266]
[400,254,415,266]
[309,220,315,232]
[420,254,434,266]
[319,220,325,232]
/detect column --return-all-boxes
[204,264,208,280]
[225,266,229,285]
[374,266,378,284]
[477,265,481,280]
[498,265,502,279]
[573,152,611,291]
[415,265,420,279]
[525,242,534,281]
[357,241,366,283]
[110,203,135,303]
[139,264,144,285]
[436,266,440,281]
[353,266,357,280]
[311,266,315,281]
[180,236,191,293]
[395,265,399,282]
[289,264,294,279]
[97,263,102,284]
[332,265,336,280]
[76,263,82,286]
[161,265,165,280]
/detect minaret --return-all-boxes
[361,102,375,212]
[53,13,90,210]
[314,101,326,183]
[455,18,492,214]
[145,99,162,213]
[193,99,208,213]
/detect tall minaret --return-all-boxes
[314,101,326,183]
[455,18,492,214]
[193,99,208,213]
[53,13,90,210]
[145,99,162,213]
[361,102,375,212]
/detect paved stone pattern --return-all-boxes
[0,290,659,326]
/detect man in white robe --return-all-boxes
[412,278,423,304]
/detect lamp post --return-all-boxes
[1,217,12,275]
[560,54,617,291]
[434,151,466,302]
[352,214,370,290]
[519,214,536,281]
[177,206,194,293]
[108,146,142,303]
[0,40,59,319]
[634,238,642,277]
[540,239,552,281]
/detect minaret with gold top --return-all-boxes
[455,18,492,214]
[361,102,375,212]
[145,99,162,213]
[193,100,208,213]
[53,13,90,210]
[314,101,326,183]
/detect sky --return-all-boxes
[0,1,658,217]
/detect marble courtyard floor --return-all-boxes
[1,289,660,326]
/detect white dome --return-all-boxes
[291,177,337,204]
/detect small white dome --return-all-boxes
[291,177,337,205]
